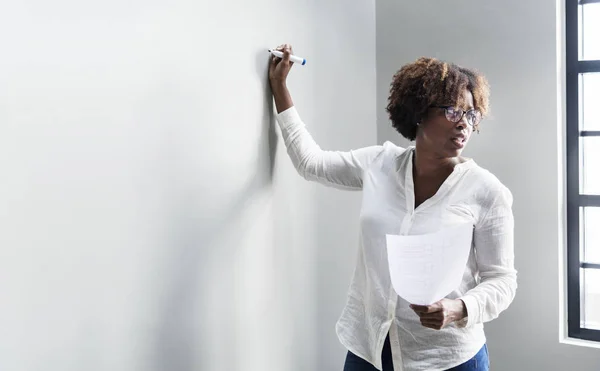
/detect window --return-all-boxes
[566,0,600,342]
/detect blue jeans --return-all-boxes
[343,335,489,371]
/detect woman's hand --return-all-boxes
[410,298,467,330]
[269,43,294,88]
[268,43,294,113]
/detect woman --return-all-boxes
[269,44,516,371]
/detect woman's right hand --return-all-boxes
[269,44,294,87]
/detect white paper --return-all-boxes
[385,223,474,305]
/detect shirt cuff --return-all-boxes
[456,295,479,328]
[275,106,301,130]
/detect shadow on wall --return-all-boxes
[149,50,279,371]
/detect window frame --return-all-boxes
[566,0,600,342]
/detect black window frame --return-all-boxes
[566,0,600,342]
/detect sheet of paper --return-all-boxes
[385,223,474,305]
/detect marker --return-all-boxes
[268,49,306,66]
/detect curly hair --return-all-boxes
[386,57,490,141]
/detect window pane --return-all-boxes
[580,3,600,60]
[580,137,600,194]
[581,268,600,330]
[582,207,600,263]
[580,73,600,131]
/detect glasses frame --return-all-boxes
[432,105,482,128]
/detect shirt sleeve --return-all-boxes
[276,106,385,190]
[456,185,517,328]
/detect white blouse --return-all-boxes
[276,106,517,371]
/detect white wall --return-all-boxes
[376,0,600,369]
[0,1,375,370]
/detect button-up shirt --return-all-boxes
[276,106,517,371]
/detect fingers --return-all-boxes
[269,43,294,80]
[276,43,293,53]
[420,321,443,330]
[417,312,445,321]
[409,305,429,313]
[271,54,280,66]
[410,302,447,330]
[269,55,278,73]
[410,302,443,314]
[282,44,292,64]
[275,43,293,62]
[419,317,442,325]
[417,313,444,330]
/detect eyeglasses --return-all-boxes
[433,106,482,128]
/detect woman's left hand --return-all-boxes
[410,299,467,330]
